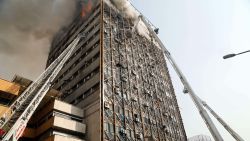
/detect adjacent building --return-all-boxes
[0,78,21,118]
[0,76,86,141]
[47,0,187,141]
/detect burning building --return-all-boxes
[47,0,187,140]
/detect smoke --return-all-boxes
[137,20,151,40]
[104,0,151,40]
[106,0,139,20]
[0,0,77,80]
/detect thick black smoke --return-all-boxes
[0,0,77,80]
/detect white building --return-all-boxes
[188,135,212,141]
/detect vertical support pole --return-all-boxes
[107,6,117,140]
[100,0,104,141]
[129,37,139,140]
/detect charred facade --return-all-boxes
[47,1,187,141]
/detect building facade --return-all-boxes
[47,0,187,140]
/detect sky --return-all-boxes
[0,0,249,140]
[131,0,250,140]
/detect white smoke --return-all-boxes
[137,20,151,40]
[106,0,139,20]
[0,0,77,80]
[104,0,151,40]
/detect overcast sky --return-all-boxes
[131,0,250,140]
[0,0,249,140]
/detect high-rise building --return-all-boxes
[47,0,187,140]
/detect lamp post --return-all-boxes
[223,50,250,59]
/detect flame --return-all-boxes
[81,0,93,18]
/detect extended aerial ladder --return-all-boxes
[201,100,244,141]
[0,35,82,141]
[138,15,245,141]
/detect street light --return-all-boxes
[223,50,250,59]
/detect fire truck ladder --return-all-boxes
[0,35,82,141]
[201,100,244,141]
[138,15,245,141]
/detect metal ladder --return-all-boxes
[138,15,244,141]
[0,35,81,141]
[201,100,244,141]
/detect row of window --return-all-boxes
[30,110,81,129]
[64,8,100,48]
[58,53,99,92]
[104,121,182,140]
[68,66,99,93]
[55,39,100,88]
[70,81,100,105]
[49,4,101,58]
[63,27,100,68]
[48,12,100,65]
[60,63,100,98]
[105,105,177,129]
[105,85,171,112]
[48,23,100,69]
[68,26,100,63]
[105,83,176,121]
[104,122,141,140]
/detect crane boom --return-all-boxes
[138,15,224,141]
[0,35,81,141]
[201,101,244,141]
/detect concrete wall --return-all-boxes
[27,116,86,138]
[45,135,85,141]
[54,100,83,118]
[0,105,8,117]
[29,99,83,125]
[80,99,100,141]
[0,78,20,95]
[23,99,86,139]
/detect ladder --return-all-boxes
[138,15,245,141]
[0,35,81,141]
[201,100,244,141]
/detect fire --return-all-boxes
[81,0,93,18]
